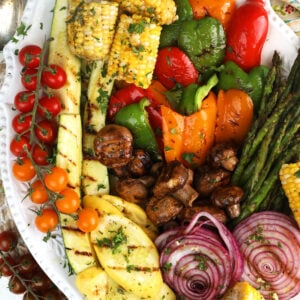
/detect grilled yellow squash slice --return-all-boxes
[90,213,163,299]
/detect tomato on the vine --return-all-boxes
[42,64,67,89]
[35,208,58,233]
[0,254,16,277]
[12,113,32,134]
[32,143,51,165]
[10,135,31,157]
[34,120,58,144]
[0,230,18,252]
[38,95,62,118]
[28,270,53,292]
[14,91,35,113]
[21,68,38,91]
[44,166,68,192]
[9,276,26,294]
[77,208,99,233]
[18,45,42,68]
[56,188,80,214]
[12,157,36,181]
[16,253,38,276]
[30,180,48,204]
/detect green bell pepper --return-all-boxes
[216,60,269,111]
[163,74,218,116]
[159,0,193,48]
[179,74,218,115]
[178,17,226,75]
[114,98,161,160]
[159,21,181,48]
[174,0,193,21]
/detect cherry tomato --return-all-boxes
[35,208,58,233]
[38,95,62,118]
[10,135,31,157]
[0,230,18,252]
[77,208,99,233]
[44,167,68,192]
[0,254,16,276]
[16,253,38,276]
[224,0,268,71]
[56,188,80,214]
[9,276,26,294]
[12,113,32,134]
[154,47,199,89]
[29,270,53,292]
[12,157,36,181]
[39,288,67,300]
[29,180,48,204]
[34,120,58,144]
[18,45,42,68]
[42,64,67,89]
[32,143,51,165]
[21,68,38,91]
[14,91,35,113]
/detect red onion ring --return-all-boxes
[233,211,300,300]
[155,212,243,300]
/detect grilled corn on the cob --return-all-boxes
[67,1,119,61]
[107,14,162,88]
[115,0,177,25]
[279,162,300,228]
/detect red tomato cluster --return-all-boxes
[0,229,66,298]
[10,44,66,178]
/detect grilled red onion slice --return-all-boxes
[233,211,300,300]
[155,212,243,300]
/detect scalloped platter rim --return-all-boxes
[0,0,300,299]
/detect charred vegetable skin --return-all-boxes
[178,17,226,74]
[159,17,226,76]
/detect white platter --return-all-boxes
[0,0,299,299]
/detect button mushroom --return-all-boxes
[153,160,199,207]
[115,178,149,204]
[94,124,133,168]
[193,165,231,197]
[207,142,239,171]
[127,149,152,177]
[146,195,184,226]
[210,185,244,218]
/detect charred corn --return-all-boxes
[67,1,119,61]
[107,14,162,88]
[279,162,300,228]
[115,0,177,25]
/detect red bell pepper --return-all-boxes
[224,0,268,71]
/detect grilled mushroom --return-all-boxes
[146,195,184,225]
[207,142,239,171]
[94,124,133,168]
[210,185,244,218]
[153,160,199,206]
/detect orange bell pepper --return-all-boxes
[188,0,236,30]
[147,80,170,107]
[215,89,253,145]
[161,92,217,167]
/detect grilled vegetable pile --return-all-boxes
[8,0,300,299]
